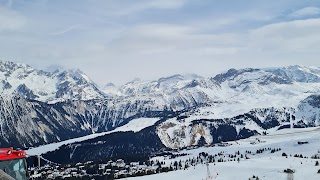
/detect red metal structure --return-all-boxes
[0,147,28,180]
[0,148,26,161]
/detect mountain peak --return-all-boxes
[0,60,33,72]
[105,82,116,87]
[266,65,320,83]
[212,68,260,84]
[0,60,105,102]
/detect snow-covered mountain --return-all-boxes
[103,74,221,110]
[107,66,320,114]
[0,94,194,148]
[99,65,320,149]
[39,94,320,164]
[0,61,105,102]
[296,94,320,126]
[0,95,92,147]
[117,74,214,95]
[156,106,297,149]
[213,65,320,87]
[0,60,320,150]
[153,66,320,149]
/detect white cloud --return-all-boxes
[0,6,26,31]
[49,24,82,36]
[106,0,187,16]
[249,19,320,53]
[144,0,186,10]
[289,7,320,17]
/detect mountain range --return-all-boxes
[0,60,319,162]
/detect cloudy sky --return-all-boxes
[0,0,320,86]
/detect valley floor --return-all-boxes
[129,127,320,180]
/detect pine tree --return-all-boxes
[174,161,178,170]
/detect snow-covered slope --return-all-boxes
[296,94,320,126]
[27,117,160,156]
[0,60,105,102]
[156,90,320,149]
[129,127,320,180]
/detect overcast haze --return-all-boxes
[0,0,320,86]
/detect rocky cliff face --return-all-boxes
[156,107,297,149]
[0,95,97,148]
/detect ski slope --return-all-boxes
[26,118,160,156]
[129,127,320,180]
[129,156,320,180]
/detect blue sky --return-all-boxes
[0,0,320,85]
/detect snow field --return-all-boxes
[129,127,320,180]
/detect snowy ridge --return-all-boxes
[0,60,105,102]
